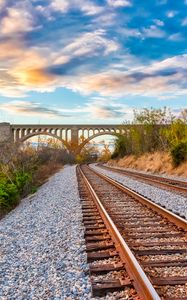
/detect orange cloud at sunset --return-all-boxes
[12,68,56,87]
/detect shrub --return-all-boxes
[0,188,9,208]
[170,141,187,166]
[112,135,128,158]
[14,171,32,194]
[0,182,19,208]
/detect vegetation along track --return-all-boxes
[99,164,187,196]
[77,164,187,300]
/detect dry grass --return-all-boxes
[34,162,63,186]
[108,151,187,178]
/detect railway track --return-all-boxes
[77,164,187,300]
[98,164,187,196]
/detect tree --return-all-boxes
[76,136,99,163]
[99,144,111,161]
[111,135,128,159]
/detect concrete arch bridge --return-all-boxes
[0,123,129,154]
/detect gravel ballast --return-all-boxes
[91,164,187,220]
[0,166,92,300]
[107,165,187,183]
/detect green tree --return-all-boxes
[111,135,128,158]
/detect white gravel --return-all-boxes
[0,166,92,300]
[91,164,187,220]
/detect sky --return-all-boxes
[0,0,187,124]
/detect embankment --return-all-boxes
[108,151,187,178]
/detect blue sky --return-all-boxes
[0,0,186,124]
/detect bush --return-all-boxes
[0,171,33,209]
[170,141,187,166]
[0,182,19,208]
[112,135,128,158]
[14,171,32,194]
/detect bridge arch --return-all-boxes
[78,132,121,153]
[19,132,71,151]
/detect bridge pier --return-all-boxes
[0,123,12,145]
[71,127,79,145]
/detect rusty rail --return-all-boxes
[99,164,187,195]
[90,165,187,231]
[78,165,161,300]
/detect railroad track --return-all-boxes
[98,164,187,196]
[77,164,187,300]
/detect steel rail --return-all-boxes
[78,165,161,300]
[89,165,187,231]
[100,164,187,194]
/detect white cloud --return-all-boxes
[166,10,177,18]
[148,54,187,71]
[0,98,134,120]
[93,12,117,27]
[1,6,34,35]
[67,98,134,119]
[153,19,164,26]
[107,0,132,7]
[0,101,68,118]
[142,25,165,38]
[120,27,141,38]
[51,0,103,15]
[58,54,187,98]
[51,0,69,13]
[85,99,134,119]
[0,29,119,98]
[60,30,119,58]
[80,3,103,15]
[168,33,183,41]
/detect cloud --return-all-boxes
[80,2,104,15]
[50,0,103,16]
[120,27,141,38]
[142,25,166,38]
[120,24,166,40]
[51,0,69,13]
[67,98,134,119]
[12,68,56,87]
[85,100,124,119]
[0,101,70,118]
[0,0,187,104]
[168,33,183,41]
[1,32,187,100]
[0,98,134,120]
[166,11,177,18]
[59,54,187,97]
[119,24,166,40]
[1,5,34,35]
[92,12,117,27]
[107,0,132,7]
[0,30,119,97]
[85,99,134,119]
[60,29,119,58]
[0,40,57,96]
[153,19,164,26]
